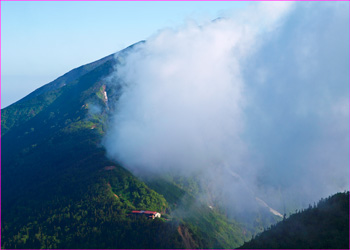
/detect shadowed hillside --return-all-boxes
[239,192,349,249]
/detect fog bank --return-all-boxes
[104,1,349,213]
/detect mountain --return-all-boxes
[1,43,268,249]
[17,54,114,105]
[239,192,349,249]
[2,42,348,249]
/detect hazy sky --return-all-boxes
[1,1,249,108]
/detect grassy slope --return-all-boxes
[144,176,258,249]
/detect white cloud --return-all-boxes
[104,1,349,213]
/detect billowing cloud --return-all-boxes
[104,1,349,214]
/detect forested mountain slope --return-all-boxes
[1,44,257,249]
[239,192,349,249]
[1,46,177,248]
[2,42,348,250]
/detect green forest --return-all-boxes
[240,192,349,249]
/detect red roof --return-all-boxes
[132,210,158,215]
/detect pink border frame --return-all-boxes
[0,1,349,250]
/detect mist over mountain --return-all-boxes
[1,1,348,249]
[104,1,349,216]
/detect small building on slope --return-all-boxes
[131,210,161,219]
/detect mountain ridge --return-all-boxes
[1,42,257,249]
[239,192,349,249]
[1,42,347,249]
[17,53,115,105]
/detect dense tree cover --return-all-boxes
[239,192,349,249]
[2,164,183,249]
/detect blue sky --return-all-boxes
[1,1,249,108]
